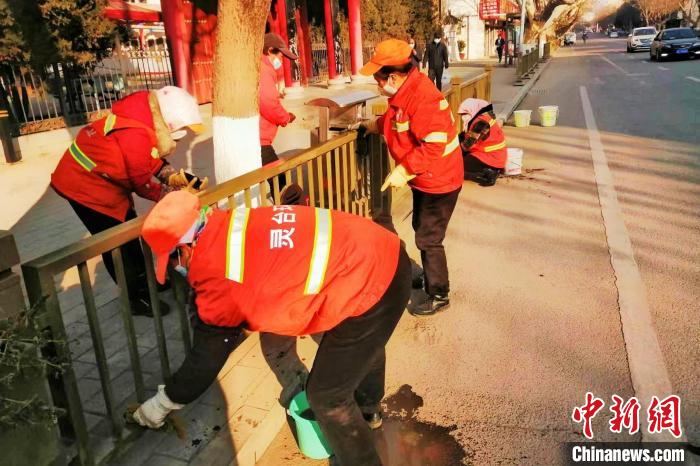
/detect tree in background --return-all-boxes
[634,0,677,26]
[361,0,438,44]
[0,0,118,68]
[524,0,590,40]
[677,0,699,26]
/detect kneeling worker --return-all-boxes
[458,98,507,187]
[133,190,411,466]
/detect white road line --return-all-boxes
[600,55,630,75]
[579,86,685,443]
[658,66,670,71]
[687,76,700,83]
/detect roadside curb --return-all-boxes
[496,58,553,125]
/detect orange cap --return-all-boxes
[359,39,413,76]
[142,191,201,284]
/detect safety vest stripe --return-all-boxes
[69,141,97,171]
[392,120,410,132]
[103,113,117,135]
[484,140,506,152]
[439,99,449,111]
[443,136,459,156]
[488,118,497,127]
[304,208,332,295]
[423,132,448,143]
[225,208,250,283]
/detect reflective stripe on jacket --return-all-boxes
[188,206,401,335]
[378,69,463,194]
[465,113,508,168]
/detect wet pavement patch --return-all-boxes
[376,385,472,466]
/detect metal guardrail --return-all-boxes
[20,131,388,465]
[19,71,492,465]
[516,47,540,80]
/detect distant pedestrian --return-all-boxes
[495,36,506,63]
[423,31,449,91]
[408,37,422,69]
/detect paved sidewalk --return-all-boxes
[0,62,522,465]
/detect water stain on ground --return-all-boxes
[375,385,472,466]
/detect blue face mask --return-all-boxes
[272,57,283,70]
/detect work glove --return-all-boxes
[168,169,189,188]
[348,117,379,134]
[132,385,184,429]
[185,175,209,194]
[380,164,416,191]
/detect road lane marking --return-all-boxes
[579,86,684,443]
[687,76,700,83]
[600,55,628,74]
[658,66,670,71]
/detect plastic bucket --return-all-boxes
[538,105,559,127]
[287,391,333,459]
[513,110,532,127]
[505,148,523,176]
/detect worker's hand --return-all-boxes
[132,385,184,429]
[349,117,379,134]
[288,112,297,123]
[381,164,416,191]
[168,169,189,188]
[184,176,208,194]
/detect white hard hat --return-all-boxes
[155,86,204,140]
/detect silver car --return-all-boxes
[627,27,657,52]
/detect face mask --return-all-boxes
[271,57,283,70]
[409,43,415,49]
[434,39,441,44]
[380,83,398,97]
[170,129,187,141]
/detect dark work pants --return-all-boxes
[261,144,287,194]
[428,67,444,91]
[306,248,411,466]
[163,248,411,466]
[412,187,461,296]
[68,199,148,301]
[463,153,503,179]
[497,47,504,63]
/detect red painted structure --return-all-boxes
[161,0,363,103]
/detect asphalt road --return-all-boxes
[258,35,699,465]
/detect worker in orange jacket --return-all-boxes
[355,39,463,316]
[458,98,507,186]
[51,87,207,316]
[132,188,410,466]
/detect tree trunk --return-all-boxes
[213,0,271,193]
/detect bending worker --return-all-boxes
[133,189,411,466]
[51,87,207,317]
[356,39,463,316]
[458,98,507,187]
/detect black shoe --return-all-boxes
[477,168,499,187]
[130,298,171,318]
[363,411,383,430]
[409,294,450,317]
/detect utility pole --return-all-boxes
[519,0,527,54]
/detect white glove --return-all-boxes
[132,385,184,429]
[381,164,416,191]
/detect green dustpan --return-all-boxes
[287,391,333,459]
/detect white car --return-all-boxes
[627,27,657,52]
[564,32,577,46]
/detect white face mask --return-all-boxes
[409,43,415,49]
[271,57,283,70]
[170,129,187,141]
[434,38,441,44]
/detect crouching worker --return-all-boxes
[133,188,411,466]
[51,87,208,316]
[458,98,508,187]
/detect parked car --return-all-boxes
[650,27,700,61]
[610,30,619,38]
[627,27,657,52]
[564,32,577,46]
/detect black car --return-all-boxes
[650,28,700,61]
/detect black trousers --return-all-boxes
[464,153,503,178]
[68,199,148,300]
[412,187,461,296]
[164,249,411,466]
[428,67,444,91]
[261,144,287,194]
[497,47,504,62]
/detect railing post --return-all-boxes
[0,109,20,163]
[0,231,22,320]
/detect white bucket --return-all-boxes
[505,148,523,176]
[513,110,532,127]
[538,105,559,127]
